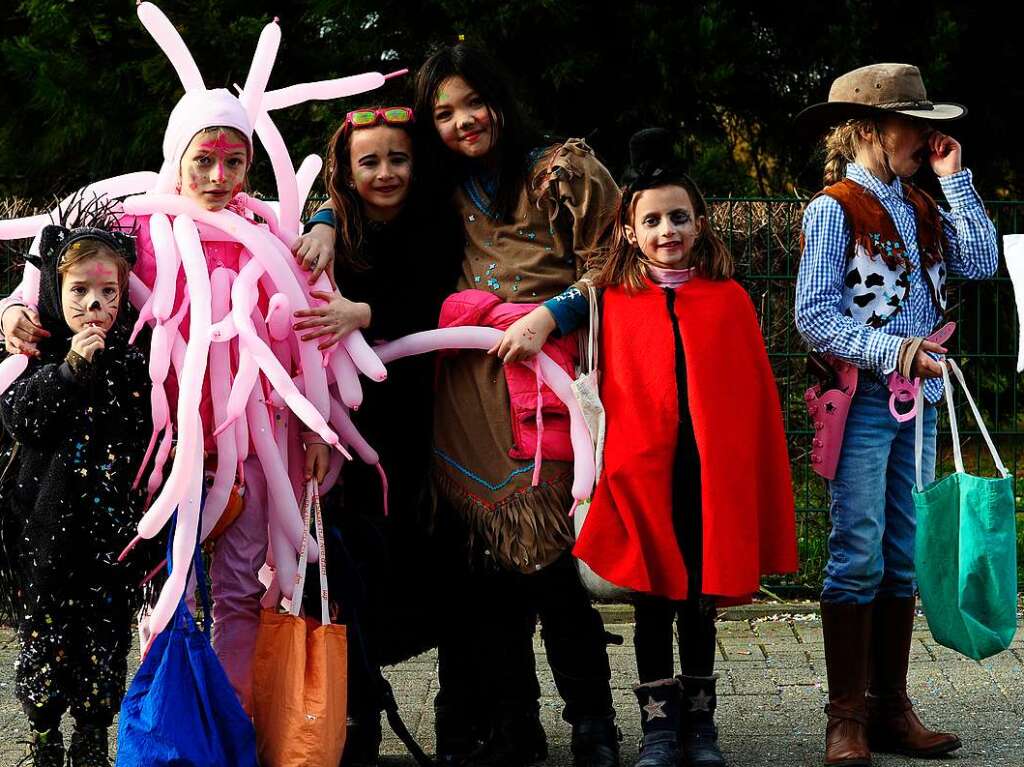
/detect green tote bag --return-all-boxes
[912,360,1018,661]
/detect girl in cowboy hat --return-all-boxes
[794,63,998,766]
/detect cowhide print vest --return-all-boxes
[816,178,949,329]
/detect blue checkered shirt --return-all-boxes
[795,163,998,402]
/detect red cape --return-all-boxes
[573,277,797,600]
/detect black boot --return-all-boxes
[633,679,681,767]
[464,707,548,767]
[341,713,383,767]
[436,703,487,767]
[571,714,620,767]
[678,675,726,766]
[19,728,65,767]
[67,723,110,767]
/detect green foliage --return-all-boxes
[2,1,1022,200]
[1,1,1022,593]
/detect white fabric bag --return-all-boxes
[570,282,631,599]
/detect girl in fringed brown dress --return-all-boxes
[416,44,621,767]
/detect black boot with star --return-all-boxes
[678,674,726,766]
[633,678,681,767]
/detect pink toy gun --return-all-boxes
[886,322,956,422]
[805,353,859,480]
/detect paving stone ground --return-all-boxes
[2,608,1022,766]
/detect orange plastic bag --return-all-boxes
[206,481,245,542]
[252,482,347,766]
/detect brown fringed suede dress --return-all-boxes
[432,139,620,573]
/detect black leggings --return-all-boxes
[631,289,717,684]
[633,597,717,682]
[17,594,132,729]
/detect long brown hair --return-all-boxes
[596,174,733,291]
[322,108,416,272]
[414,44,544,223]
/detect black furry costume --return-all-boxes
[0,221,152,729]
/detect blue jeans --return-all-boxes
[822,378,937,604]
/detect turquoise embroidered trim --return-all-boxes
[462,176,498,220]
[434,447,535,491]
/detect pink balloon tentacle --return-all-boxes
[375,327,596,500]
[136,216,213,540]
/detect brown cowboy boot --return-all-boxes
[821,601,873,766]
[867,597,962,757]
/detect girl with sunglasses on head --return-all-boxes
[299,45,621,767]
[292,105,464,767]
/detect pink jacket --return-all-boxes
[438,289,577,462]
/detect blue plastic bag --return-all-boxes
[116,514,257,766]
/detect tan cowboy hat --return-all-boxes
[796,63,966,133]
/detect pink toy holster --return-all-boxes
[805,355,859,481]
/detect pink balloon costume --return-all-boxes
[0,2,598,716]
[0,2,392,710]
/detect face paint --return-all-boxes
[178,128,249,211]
[197,133,249,183]
[88,261,116,279]
[432,77,496,160]
[627,186,703,270]
[61,254,122,333]
[197,133,248,153]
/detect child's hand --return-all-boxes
[302,437,331,483]
[71,326,106,361]
[1,305,49,357]
[293,290,371,351]
[292,224,337,285]
[911,340,948,379]
[928,131,962,177]
[490,306,557,363]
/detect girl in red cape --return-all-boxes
[572,129,797,767]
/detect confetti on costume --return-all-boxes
[0,203,151,735]
[0,2,392,645]
[0,4,600,665]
